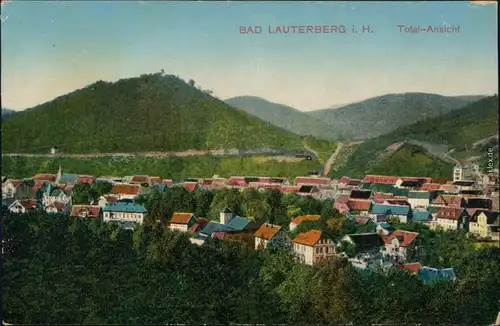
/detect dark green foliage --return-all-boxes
[2,74,304,153]
[333,96,498,178]
[2,209,500,324]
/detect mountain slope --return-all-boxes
[331,95,498,178]
[225,96,339,140]
[308,93,486,140]
[1,73,306,154]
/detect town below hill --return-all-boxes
[2,164,500,324]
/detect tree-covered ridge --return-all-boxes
[2,155,321,180]
[2,211,500,325]
[308,93,486,140]
[225,96,341,140]
[332,95,498,178]
[1,73,305,154]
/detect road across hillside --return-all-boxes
[2,147,319,160]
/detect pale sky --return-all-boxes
[1,1,498,111]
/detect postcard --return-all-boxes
[1,1,499,325]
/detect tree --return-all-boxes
[325,216,355,238]
[188,79,195,87]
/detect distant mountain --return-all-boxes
[225,96,340,140]
[331,95,498,178]
[308,93,486,140]
[1,73,306,154]
[2,108,16,116]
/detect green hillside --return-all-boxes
[331,95,498,178]
[2,155,321,180]
[308,93,485,140]
[1,73,304,154]
[225,96,340,140]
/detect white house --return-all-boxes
[435,207,468,231]
[453,163,479,182]
[168,212,197,232]
[407,191,431,209]
[292,230,336,266]
[380,230,419,264]
[2,179,20,199]
[254,223,290,250]
[102,202,148,225]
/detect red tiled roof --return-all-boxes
[170,212,195,224]
[259,177,286,184]
[420,183,441,191]
[295,177,330,186]
[33,183,44,192]
[149,177,161,184]
[291,214,321,226]
[338,176,350,184]
[33,174,56,182]
[395,262,422,274]
[228,177,248,187]
[346,179,362,186]
[8,179,22,188]
[382,230,418,247]
[362,175,399,185]
[64,185,74,192]
[281,186,300,193]
[374,192,394,203]
[386,198,410,206]
[110,184,141,196]
[436,207,465,220]
[183,182,198,192]
[76,176,96,184]
[71,205,101,218]
[255,223,282,240]
[187,218,210,233]
[130,176,149,184]
[46,201,67,212]
[441,184,459,193]
[347,199,372,211]
[161,179,173,187]
[248,182,282,191]
[293,230,322,246]
[400,177,432,184]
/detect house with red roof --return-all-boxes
[109,183,142,200]
[183,182,199,192]
[338,176,350,185]
[346,199,372,214]
[227,176,248,188]
[394,262,422,275]
[435,207,469,231]
[169,212,197,232]
[45,201,70,215]
[76,176,96,185]
[419,183,441,191]
[32,174,57,183]
[289,214,321,231]
[129,175,150,184]
[2,179,22,199]
[381,230,420,264]
[4,199,37,214]
[71,205,101,218]
[254,223,290,250]
[361,175,399,185]
[295,176,331,188]
[292,230,336,266]
[281,186,300,194]
[161,179,173,188]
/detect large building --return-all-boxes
[102,202,148,226]
[453,164,479,182]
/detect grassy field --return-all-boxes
[2,155,322,180]
[304,138,338,164]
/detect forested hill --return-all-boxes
[308,93,486,140]
[1,73,305,154]
[332,95,499,178]
[225,96,341,140]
